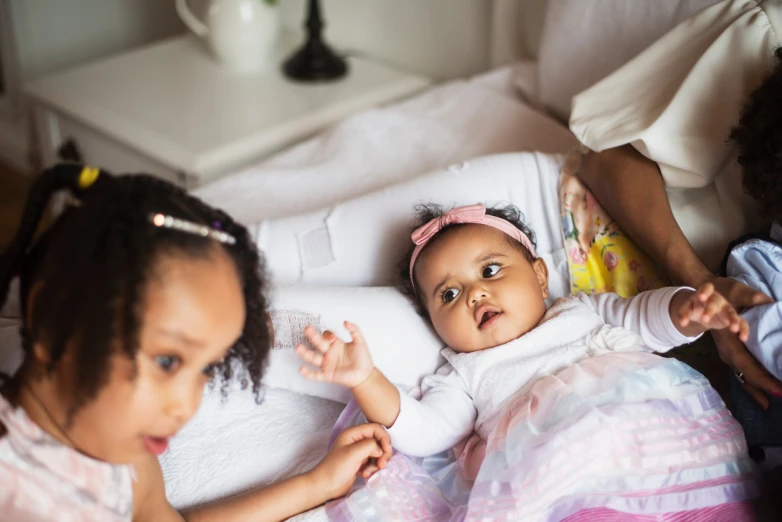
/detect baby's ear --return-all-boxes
[532,258,549,299]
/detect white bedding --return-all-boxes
[194,64,577,225]
[159,385,345,510]
[157,66,575,515]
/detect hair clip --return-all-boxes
[150,213,236,245]
[78,166,100,190]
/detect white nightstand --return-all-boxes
[26,35,430,189]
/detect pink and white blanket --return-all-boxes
[325,352,759,521]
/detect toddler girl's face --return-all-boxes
[33,248,246,464]
[415,225,549,353]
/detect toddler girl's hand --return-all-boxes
[677,283,749,341]
[296,321,374,388]
[309,423,392,500]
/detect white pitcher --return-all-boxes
[176,0,279,74]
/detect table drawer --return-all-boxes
[34,106,186,188]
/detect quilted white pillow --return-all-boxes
[250,151,570,300]
[0,287,445,405]
[264,285,446,403]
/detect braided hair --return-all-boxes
[0,164,270,417]
[396,203,537,317]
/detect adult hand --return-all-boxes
[711,328,782,410]
[702,276,781,408]
[708,275,773,311]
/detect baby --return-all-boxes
[295,202,748,457]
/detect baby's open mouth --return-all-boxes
[479,310,501,328]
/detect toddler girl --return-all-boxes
[0,164,390,522]
[297,203,760,520]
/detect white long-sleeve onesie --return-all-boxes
[386,288,700,457]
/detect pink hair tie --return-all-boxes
[408,203,537,289]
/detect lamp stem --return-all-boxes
[282,0,348,82]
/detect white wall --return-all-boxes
[9,0,185,81]
[9,0,502,86]
[1,0,185,170]
[1,0,516,170]
[280,0,494,81]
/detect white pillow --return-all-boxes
[536,0,718,122]
[0,287,445,405]
[264,285,445,404]
[251,151,570,300]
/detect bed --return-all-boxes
[3,0,763,518]
[156,0,747,517]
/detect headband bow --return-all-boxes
[408,203,537,289]
[411,204,487,246]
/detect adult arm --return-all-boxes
[579,145,782,404]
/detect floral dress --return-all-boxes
[559,151,668,297]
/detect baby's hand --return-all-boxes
[296,321,375,388]
[677,283,749,341]
[309,423,392,500]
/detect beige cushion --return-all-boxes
[570,0,781,268]
[537,0,719,122]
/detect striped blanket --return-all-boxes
[325,352,760,521]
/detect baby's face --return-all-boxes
[415,225,549,352]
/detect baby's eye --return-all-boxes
[156,355,181,373]
[442,288,460,303]
[483,264,501,278]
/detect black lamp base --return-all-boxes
[283,40,348,82]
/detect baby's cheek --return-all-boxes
[432,314,457,344]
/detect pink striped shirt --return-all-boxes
[0,394,134,521]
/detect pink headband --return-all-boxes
[408,203,537,288]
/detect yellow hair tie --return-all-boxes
[78,166,100,190]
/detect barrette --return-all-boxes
[150,213,236,245]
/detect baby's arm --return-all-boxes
[296,322,401,426]
[384,365,477,457]
[297,322,476,456]
[584,284,746,352]
[351,367,402,427]
[669,283,748,339]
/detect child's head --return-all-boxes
[398,203,549,353]
[0,164,270,464]
[731,48,782,224]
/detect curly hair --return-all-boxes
[396,203,537,316]
[0,164,270,419]
[730,47,782,223]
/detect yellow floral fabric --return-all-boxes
[559,152,668,297]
